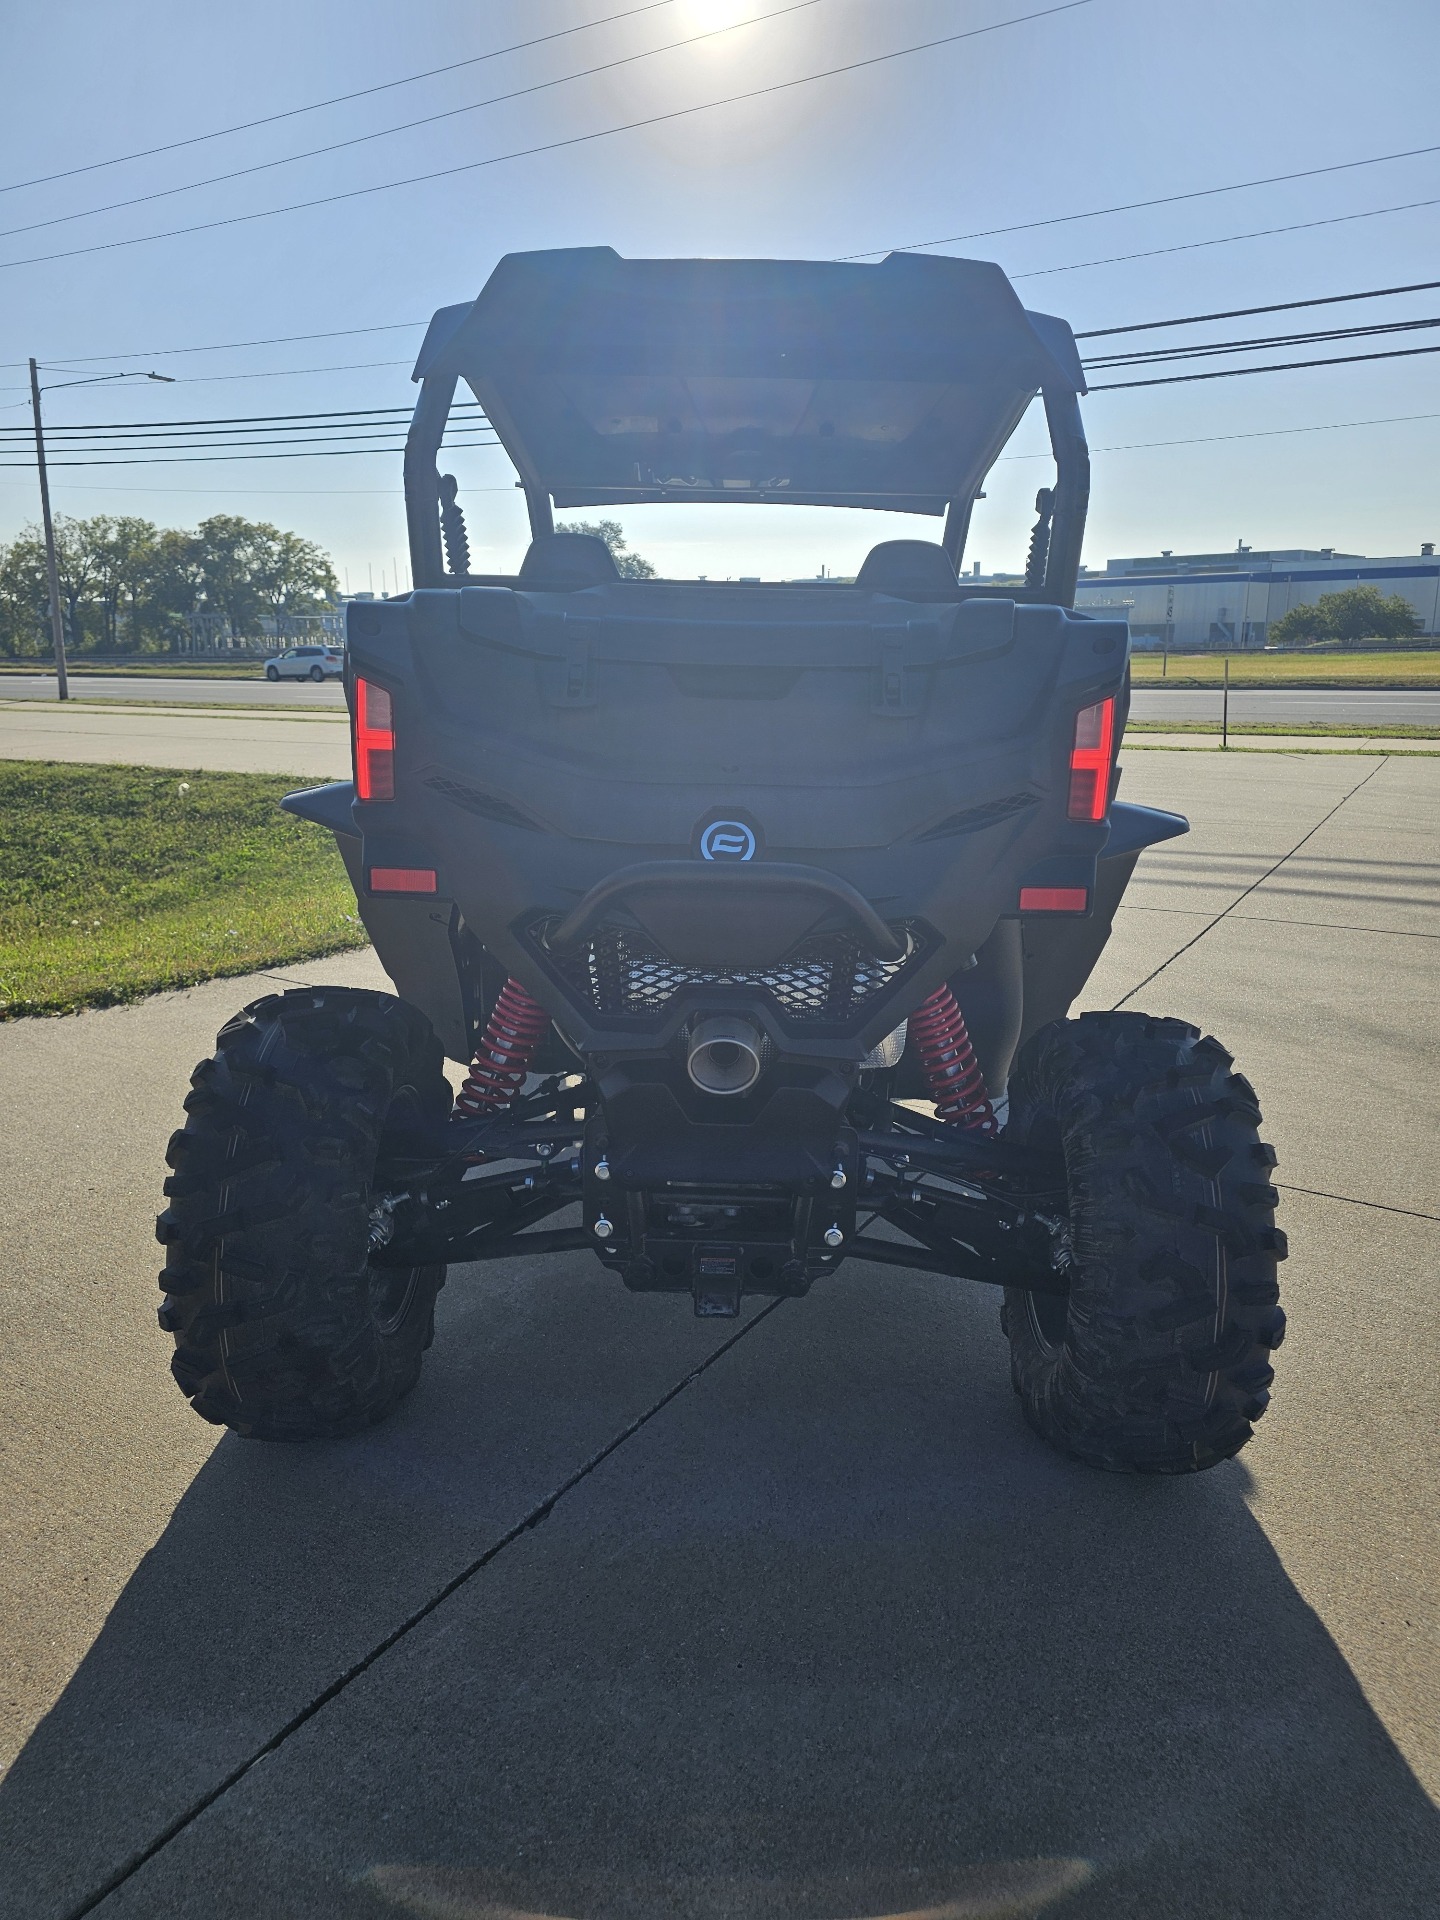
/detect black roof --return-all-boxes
[413,248,1084,516]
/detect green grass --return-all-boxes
[1126,719,1440,738]
[1130,648,1440,688]
[0,761,368,1018]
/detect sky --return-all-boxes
[1,0,1438,585]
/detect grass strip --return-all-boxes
[1130,648,1440,688]
[1122,742,1440,756]
[0,761,367,1019]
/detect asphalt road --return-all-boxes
[0,672,346,707]
[1130,687,1440,725]
[0,751,1436,1918]
[3,672,1440,728]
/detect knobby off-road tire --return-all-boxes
[156,987,451,1441]
[1002,1012,1287,1474]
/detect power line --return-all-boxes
[0,322,431,373]
[995,408,1440,460]
[0,0,827,246]
[838,142,1440,263]
[0,357,420,396]
[7,409,1437,493]
[0,431,500,456]
[0,0,1099,273]
[0,481,521,496]
[0,441,500,469]
[6,261,1434,388]
[4,272,1433,392]
[0,401,484,432]
[5,307,1432,444]
[0,0,687,198]
[1011,194,1440,280]
[1087,340,1440,391]
[1074,278,1440,338]
[1084,313,1440,369]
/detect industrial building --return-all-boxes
[1071,545,1440,649]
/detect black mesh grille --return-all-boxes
[537,919,920,1025]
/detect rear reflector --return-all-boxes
[368,867,437,894]
[1067,695,1116,821]
[354,677,395,802]
[1020,886,1089,913]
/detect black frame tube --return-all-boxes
[1041,384,1091,607]
[404,373,456,588]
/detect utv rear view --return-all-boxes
[156,249,1286,1472]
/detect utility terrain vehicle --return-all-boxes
[157,249,1285,1471]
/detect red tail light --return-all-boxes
[1068,696,1115,822]
[354,678,395,801]
[1020,886,1089,913]
[369,867,437,894]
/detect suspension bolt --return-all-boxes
[537,1141,554,1160]
[593,1215,614,1240]
[594,1156,611,1182]
[823,1223,845,1248]
[830,1165,847,1190]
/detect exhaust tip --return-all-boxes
[686,1015,765,1097]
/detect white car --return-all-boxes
[264,644,344,682]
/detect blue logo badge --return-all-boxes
[699,819,758,862]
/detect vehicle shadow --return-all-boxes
[0,1255,764,1920]
[4,1264,1438,1920]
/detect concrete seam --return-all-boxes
[62,1298,783,1920]
[1109,756,1392,1010]
[1277,1181,1440,1224]
[1123,904,1440,941]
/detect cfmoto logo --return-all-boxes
[699,819,757,862]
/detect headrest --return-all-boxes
[517,531,621,589]
[854,539,961,596]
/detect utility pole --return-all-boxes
[28,358,69,701]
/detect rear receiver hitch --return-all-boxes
[369,1090,1073,1311]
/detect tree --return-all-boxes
[0,512,341,657]
[189,515,338,637]
[78,515,163,651]
[555,517,656,579]
[1269,585,1418,649]
[0,531,52,658]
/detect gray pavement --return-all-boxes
[0,751,1436,1919]
[0,696,1436,788]
[2,671,1438,729]
[0,673,346,708]
[1130,687,1440,726]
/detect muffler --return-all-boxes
[686,1015,766,1096]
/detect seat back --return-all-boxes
[518,532,622,589]
[855,539,961,596]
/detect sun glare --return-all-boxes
[678,0,759,31]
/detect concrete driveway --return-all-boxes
[0,698,351,777]
[0,750,1435,1919]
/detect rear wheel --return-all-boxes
[156,987,451,1440]
[309,663,325,681]
[1002,1012,1287,1474]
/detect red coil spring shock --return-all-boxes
[453,978,550,1118]
[910,984,999,1136]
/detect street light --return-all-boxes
[27,363,176,700]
